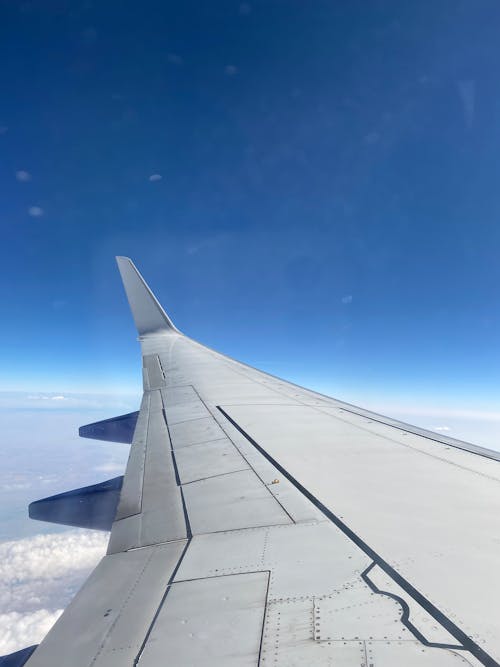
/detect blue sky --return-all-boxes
[2,2,500,421]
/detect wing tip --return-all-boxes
[116,257,179,336]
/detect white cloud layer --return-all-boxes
[0,530,107,654]
[1,610,61,655]
[0,391,139,411]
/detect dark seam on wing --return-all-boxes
[217,405,499,667]
[361,562,464,651]
[133,538,191,666]
[191,385,295,524]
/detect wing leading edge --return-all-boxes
[21,258,500,667]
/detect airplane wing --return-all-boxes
[11,257,500,666]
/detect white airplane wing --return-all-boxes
[12,257,500,667]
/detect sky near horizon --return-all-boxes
[3,1,500,654]
[2,1,500,421]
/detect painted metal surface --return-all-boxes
[174,437,249,484]
[24,257,500,666]
[182,468,292,533]
[26,541,187,666]
[222,402,500,656]
[169,415,227,449]
[0,646,37,667]
[139,572,269,666]
[78,411,139,444]
[116,255,177,335]
[29,476,123,531]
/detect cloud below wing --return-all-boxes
[0,530,107,654]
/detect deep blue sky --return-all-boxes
[2,1,500,414]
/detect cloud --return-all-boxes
[28,206,43,218]
[148,174,162,182]
[364,131,380,145]
[167,53,183,65]
[433,426,451,432]
[1,610,62,655]
[341,295,353,304]
[457,80,475,128]
[0,530,107,654]
[16,170,31,182]
[1,481,31,492]
[94,462,124,474]
[27,394,66,401]
[0,391,140,412]
[185,234,226,256]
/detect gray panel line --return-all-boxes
[156,354,166,380]
[183,334,500,463]
[138,393,151,516]
[217,406,499,667]
[115,392,150,521]
[173,569,271,584]
[170,436,228,450]
[180,468,250,485]
[258,570,271,667]
[91,548,157,666]
[306,404,500,484]
[127,521,315,550]
[132,539,191,667]
[167,414,213,426]
[361,562,464,651]
[198,354,500,480]
[160,405,192,539]
[190,386,296,525]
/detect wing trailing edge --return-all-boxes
[116,256,178,336]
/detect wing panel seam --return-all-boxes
[216,405,499,667]
[190,385,296,525]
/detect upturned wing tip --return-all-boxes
[116,257,178,336]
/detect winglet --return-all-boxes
[116,257,179,335]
